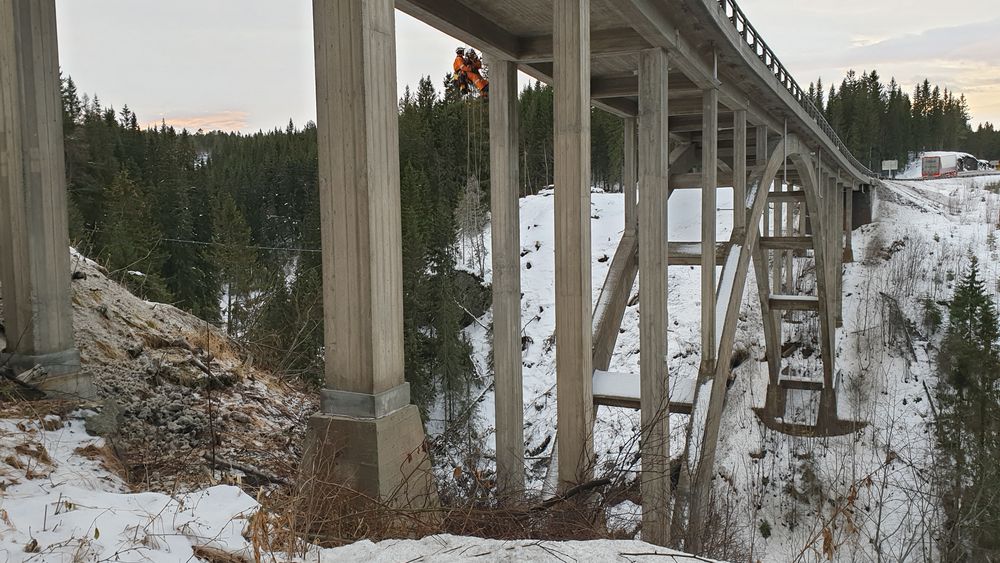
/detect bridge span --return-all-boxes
[0,0,878,551]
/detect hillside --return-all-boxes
[1,248,318,490]
[458,175,1000,560]
[0,243,715,561]
[3,177,998,559]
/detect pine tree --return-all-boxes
[936,255,1000,560]
[212,192,256,336]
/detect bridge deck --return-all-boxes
[397,0,876,186]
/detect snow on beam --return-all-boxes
[592,370,694,414]
[668,241,729,266]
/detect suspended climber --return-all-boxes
[452,47,489,99]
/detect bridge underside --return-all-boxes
[1,0,878,554]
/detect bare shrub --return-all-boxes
[864,230,886,265]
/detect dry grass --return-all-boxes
[14,443,52,465]
[75,443,129,482]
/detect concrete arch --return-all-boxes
[685,133,812,548]
[789,151,836,388]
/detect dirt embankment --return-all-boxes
[1,249,318,491]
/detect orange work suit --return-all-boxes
[453,55,489,96]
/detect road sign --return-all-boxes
[881,160,898,171]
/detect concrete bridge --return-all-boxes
[0,0,876,550]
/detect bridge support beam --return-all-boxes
[553,0,594,489]
[754,126,781,382]
[637,47,671,547]
[834,180,845,328]
[700,87,718,377]
[757,126,769,241]
[0,0,86,396]
[852,187,873,227]
[489,58,525,498]
[843,185,854,263]
[302,0,434,513]
[624,117,638,237]
[772,178,783,294]
[732,110,747,234]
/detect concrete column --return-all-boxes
[835,181,845,328]
[0,0,85,396]
[798,201,807,236]
[700,88,718,376]
[820,174,839,383]
[553,0,594,488]
[489,58,524,497]
[302,0,432,509]
[732,110,747,234]
[785,185,794,292]
[638,47,671,547]
[852,187,873,226]
[624,117,638,238]
[843,185,854,263]
[772,189,782,292]
[756,126,769,237]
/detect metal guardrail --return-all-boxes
[717,0,878,180]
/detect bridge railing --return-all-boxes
[717,0,878,180]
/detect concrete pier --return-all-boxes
[0,0,85,397]
[301,0,433,511]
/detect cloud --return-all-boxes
[851,18,1000,62]
[790,19,1000,124]
[141,110,250,133]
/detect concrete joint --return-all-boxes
[1,348,81,377]
[320,382,411,419]
[0,349,93,399]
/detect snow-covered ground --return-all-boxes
[456,174,1000,560]
[0,416,256,562]
[0,415,714,562]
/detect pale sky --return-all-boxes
[53,0,1000,133]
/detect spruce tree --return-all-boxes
[936,256,1000,560]
[212,192,256,336]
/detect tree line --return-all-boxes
[59,71,626,408]
[58,66,998,423]
[807,71,1000,170]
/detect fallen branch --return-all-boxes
[531,477,612,511]
[188,354,213,376]
[619,553,713,562]
[203,453,288,486]
[453,299,489,331]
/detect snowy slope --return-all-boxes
[698,176,1000,560]
[0,417,257,562]
[458,175,1000,559]
[458,187,737,490]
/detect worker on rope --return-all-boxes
[452,47,489,98]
